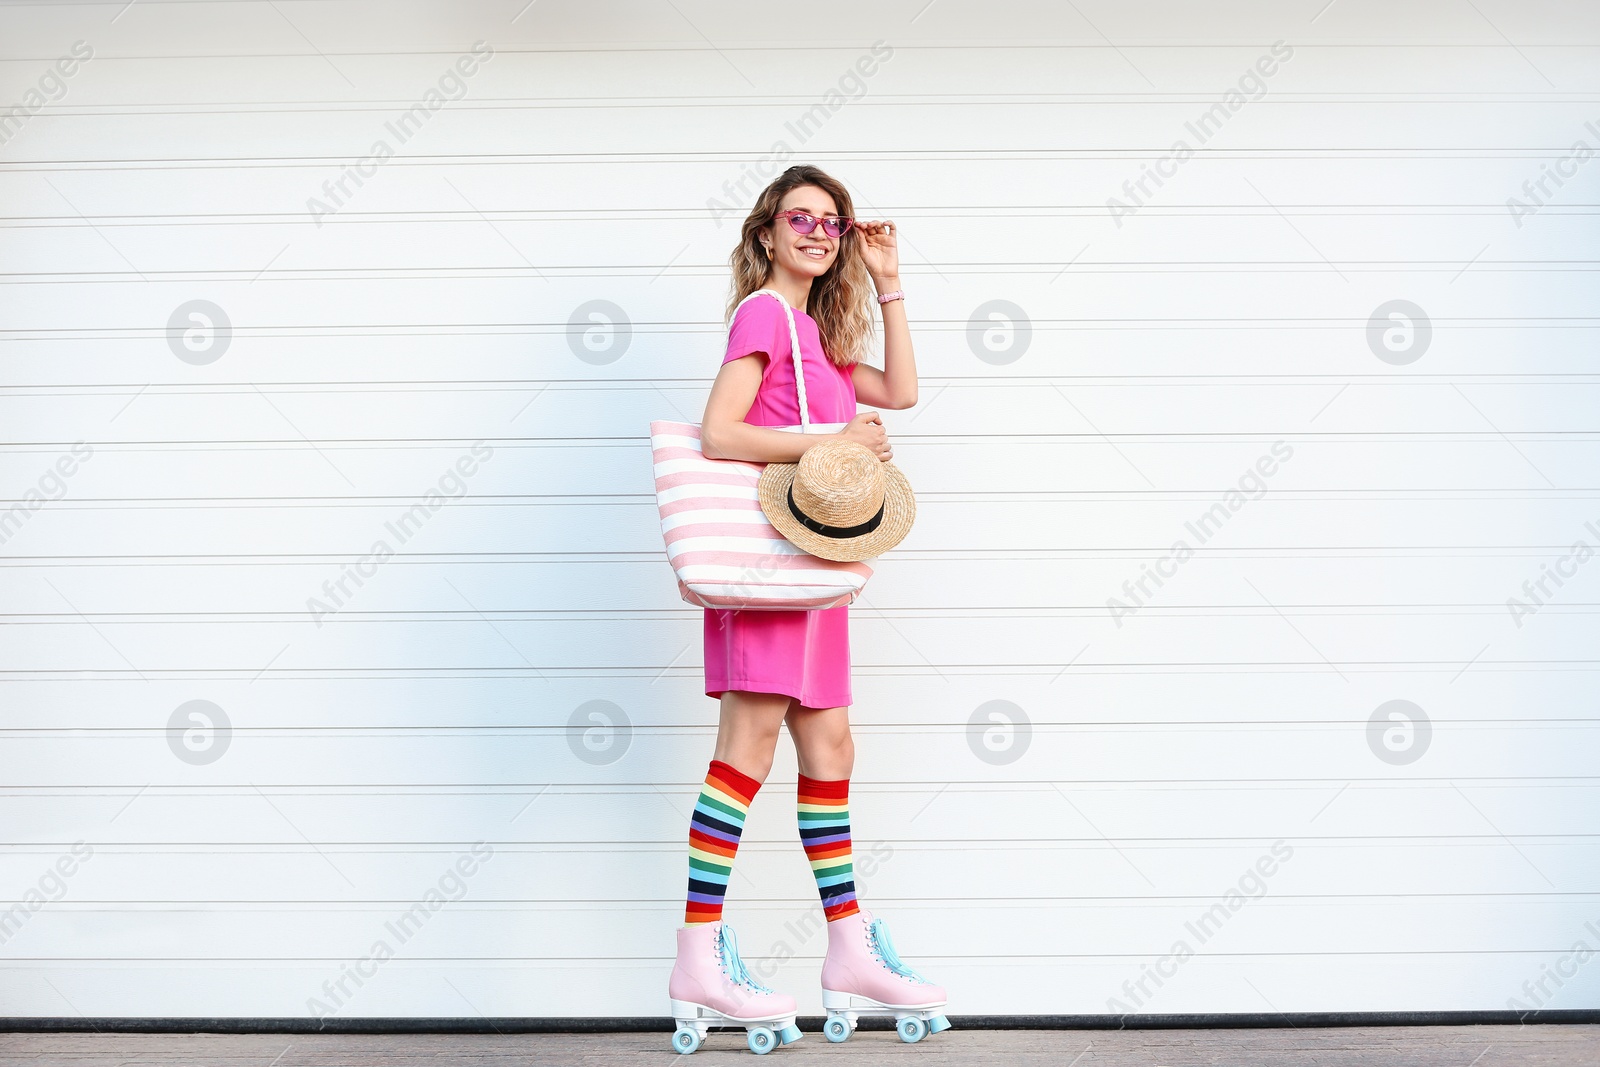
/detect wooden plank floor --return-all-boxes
[1,1026,1595,1065]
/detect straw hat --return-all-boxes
[757,437,915,562]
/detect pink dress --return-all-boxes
[703,295,859,709]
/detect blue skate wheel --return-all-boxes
[897,1015,928,1043]
[747,1025,776,1054]
[777,1023,803,1045]
[671,1025,701,1054]
[824,1015,851,1043]
[928,1013,952,1034]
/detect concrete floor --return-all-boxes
[1,1025,1596,1065]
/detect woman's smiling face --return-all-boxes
[765,185,842,278]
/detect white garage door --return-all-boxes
[2,0,1596,1019]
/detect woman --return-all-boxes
[667,165,950,1051]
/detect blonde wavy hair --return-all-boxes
[725,164,875,368]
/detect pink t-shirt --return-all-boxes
[721,295,857,426]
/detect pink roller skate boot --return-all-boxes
[668,920,803,1055]
[820,908,952,1044]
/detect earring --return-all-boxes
[763,244,772,259]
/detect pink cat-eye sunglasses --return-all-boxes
[772,209,855,239]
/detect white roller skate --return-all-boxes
[668,920,803,1055]
[820,909,951,1044]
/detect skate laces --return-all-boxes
[717,924,775,994]
[868,917,932,984]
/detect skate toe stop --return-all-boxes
[928,1014,952,1033]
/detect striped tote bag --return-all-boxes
[648,289,873,610]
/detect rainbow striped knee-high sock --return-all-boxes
[684,759,761,925]
[797,773,860,921]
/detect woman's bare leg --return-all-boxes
[711,689,791,781]
[784,699,854,780]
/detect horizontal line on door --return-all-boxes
[6,147,1599,167]
[28,92,1600,115]
[4,717,1594,730]
[6,375,1600,391]
[20,891,1600,905]
[5,207,1598,224]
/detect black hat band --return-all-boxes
[787,481,885,539]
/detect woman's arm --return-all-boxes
[850,274,917,409]
[700,353,821,463]
[702,352,889,463]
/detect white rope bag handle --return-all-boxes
[729,288,812,430]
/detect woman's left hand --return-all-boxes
[856,219,899,283]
